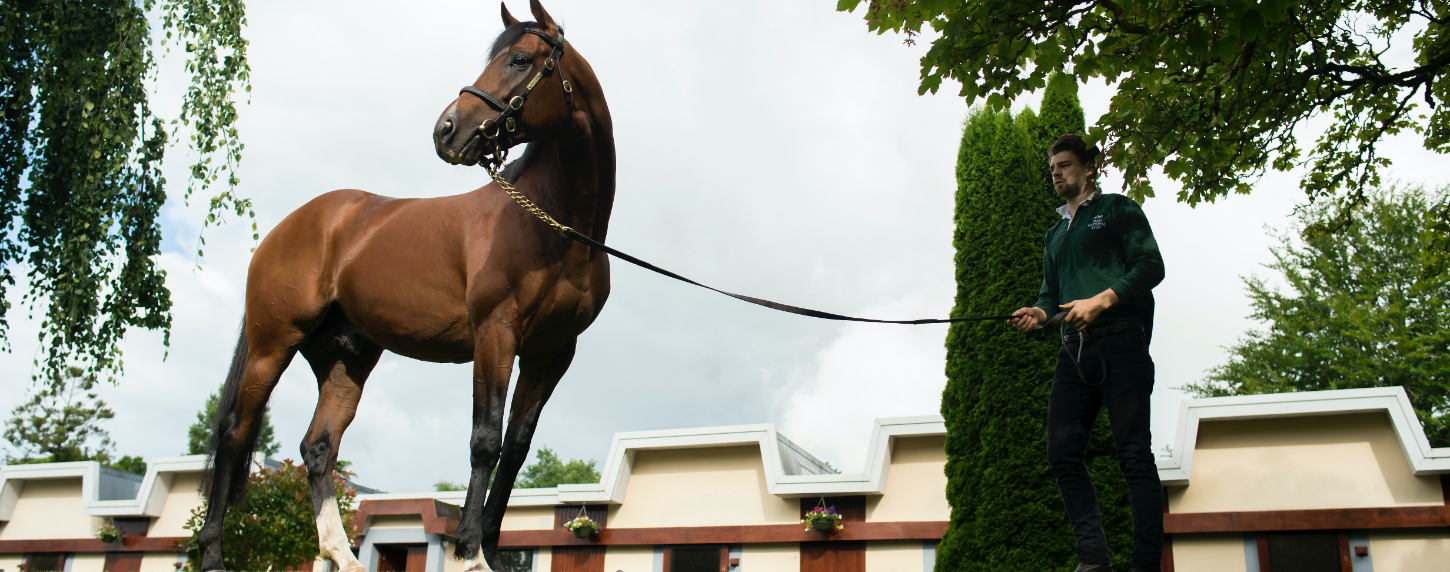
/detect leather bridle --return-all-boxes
[458,27,574,173]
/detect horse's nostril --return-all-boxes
[439,119,454,137]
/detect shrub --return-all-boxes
[180,459,358,571]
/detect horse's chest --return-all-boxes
[507,266,598,344]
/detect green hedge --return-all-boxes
[937,75,1134,572]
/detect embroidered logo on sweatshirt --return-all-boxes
[1088,214,1106,230]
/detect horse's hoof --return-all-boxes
[462,560,493,572]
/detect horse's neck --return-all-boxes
[521,117,616,242]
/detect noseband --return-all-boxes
[459,28,575,174]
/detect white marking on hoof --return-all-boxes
[462,552,494,572]
[316,497,366,572]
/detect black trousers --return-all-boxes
[1047,326,1163,571]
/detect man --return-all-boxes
[1009,134,1165,572]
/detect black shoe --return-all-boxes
[1073,565,1112,572]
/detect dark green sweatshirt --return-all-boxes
[1033,192,1165,339]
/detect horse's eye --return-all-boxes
[511,55,529,67]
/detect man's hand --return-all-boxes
[1059,289,1120,330]
[1008,306,1047,332]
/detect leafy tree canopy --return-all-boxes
[1,0,252,388]
[111,454,147,476]
[838,0,1450,255]
[1186,185,1450,447]
[182,459,357,571]
[515,447,599,489]
[4,366,150,472]
[4,365,114,463]
[187,386,279,457]
[433,447,594,492]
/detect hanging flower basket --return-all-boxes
[564,515,600,538]
[801,506,844,533]
[96,522,122,544]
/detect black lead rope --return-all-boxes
[562,228,1001,325]
[562,229,1107,383]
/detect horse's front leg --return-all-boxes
[478,338,578,569]
[456,320,518,572]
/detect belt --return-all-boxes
[1061,321,1142,343]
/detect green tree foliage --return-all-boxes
[4,365,114,463]
[515,447,600,489]
[111,454,147,476]
[939,76,1132,571]
[433,447,592,492]
[838,0,1450,263]
[181,459,357,571]
[0,0,253,388]
[187,386,279,457]
[1187,185,1450,446]
[4,366,149,473]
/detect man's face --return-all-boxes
[1050,151,1095,200]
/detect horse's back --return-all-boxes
[248,189,479,362]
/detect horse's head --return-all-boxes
[434,0,579,167]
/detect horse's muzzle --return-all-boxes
[433,104,478,165]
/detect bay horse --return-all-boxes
[196,2,613,571]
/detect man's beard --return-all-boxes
[1056,179,1086,200]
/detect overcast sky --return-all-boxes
[1,1,1441,493]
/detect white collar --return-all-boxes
[1057,189,1102,220]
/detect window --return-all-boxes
[1265,533,1343,572]
[664,546,727,572]
[498,548,534,572]
[23,553,65,572]
[376,544,427,572]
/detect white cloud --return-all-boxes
[775,291,951,473]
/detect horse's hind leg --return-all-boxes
[299,320,383,572]
[199,321,304,572]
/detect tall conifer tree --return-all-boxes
[938,75,1133,571]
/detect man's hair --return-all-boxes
[1049,134,1101,177]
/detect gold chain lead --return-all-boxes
[487,167,573,237]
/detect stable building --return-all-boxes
[0,387,1446,571]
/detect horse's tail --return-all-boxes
[201,316,260,506]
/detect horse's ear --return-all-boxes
[529,0,557,31]
[501,2,520,27]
